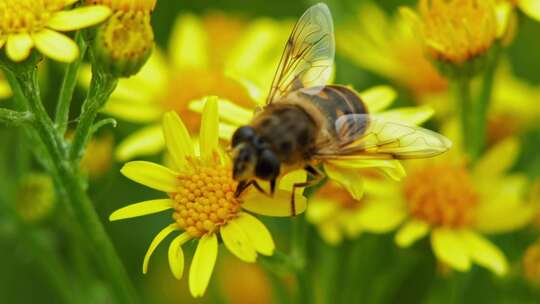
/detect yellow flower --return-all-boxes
[80,132,114,178]
[88,0,156,77]
[401,0,498,65]
[15,173,55,222]
[201,85,438,200]
[110,98,307,298]
[337,3,447,97]
[0,71,11,99]
[80,13,289,161]
[393,132,535,275]
[523,238,540,286]
[0,0,111,62]
[507,0,540,22]
[307,176,404,245]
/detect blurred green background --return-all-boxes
[1,0,540,303]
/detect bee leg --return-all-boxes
[252,180,271,197]
[235,180,253,197]
[270,179,276,196]
[289,166,325,216]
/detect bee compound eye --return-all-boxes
[255,149,280,181]
[232,126,256,147]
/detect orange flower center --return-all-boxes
[0,0,64,34]
[172,162,241,238]
[418,0,497,63]
[523,240,540,286]
[404,163,478,228]
[161,70,254,132]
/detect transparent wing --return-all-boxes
[316,114,452,159]
[266,3,335,104]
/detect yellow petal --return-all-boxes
[236,212,275,256]
[306,198,338,223]
[221,220,257,262]
[168,232,191,279]
[326,159,406,181]
[431,228,471,272]
[0,39,5,49]
[121,161,178,192]
[143,224,177,274]
[32,29,79,62]
[189,233,218,298]
[115,125,164,161]
[109,199,173,221]
[519,0,540,22]
[169,14,208,70]
[459,230,508,276]
[319,222,343,245]
[324,164,364,200]
[6,33,34,62]
[356,200,406,233]
[101,98,163,123]
[379,106,434,126]
[0,76,11,98]
[395,219,430,247]
[360,85,396,113]
[199,96,219,160]
[189,97,252,126]
[47,6,111,31]
[242,189,306,217]
[278,170,307,191]
[162,111,194,169]
[474,137,519,178]
[218,122,237,141]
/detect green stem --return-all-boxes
[55,32,87,136]
[69,59,118,163]
[4,63,137,304]
[291,215,312,304]
[470,45,501,163]
[454,76,473,158]
[0,108,33,126]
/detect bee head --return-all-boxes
[231,126,281,182]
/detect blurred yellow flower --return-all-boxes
[401,0,498,65]
[218,256,272,304]
[393,133,535,275]
[110,98,307,298]
[509,0,540,22]
[0,0,111,62]
[307,176,404,245]
[80,132,114,178]
[200,85,437,200]
[81,13,289,161]
[0,71,11,99]
[523,238,540,286]
[15,173,55,222]
[337,3,447,97]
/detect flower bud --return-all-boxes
[89,0,156,77]
[15,173,55,222]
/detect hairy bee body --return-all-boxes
[249,85,367,168]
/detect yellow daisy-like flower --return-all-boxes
[392,129,535,275]
[80,13,289,161]
[0,71,11,99]
[197,85,435,199]
[110,98,307,298]
[0,0,111,62]
[307,176,404,245]
[337,3,448,97]
[401,0,498,65]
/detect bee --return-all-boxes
[231,3,451,214]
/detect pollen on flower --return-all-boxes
[0,0,64,34]
[404,163,478,227]
[417,0,497,64]
[87,0,156,12]
[171,163,241,238]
